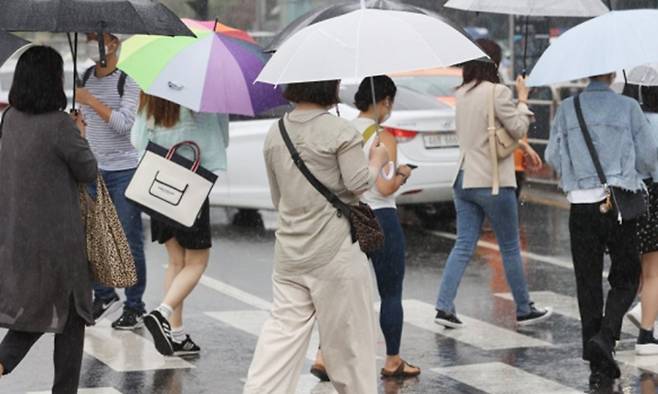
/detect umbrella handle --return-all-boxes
[98,21,107,68]
[522,15,529,78]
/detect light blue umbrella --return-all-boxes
[527,9,658,87]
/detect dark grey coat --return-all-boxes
[0,109,97,333]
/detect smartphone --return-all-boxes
[405,164,418,170]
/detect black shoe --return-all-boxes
[92,294,121,320]
[144,310,174,356]
[588,370,614,393]
[310,364,330,382]
[172,335,200,356]
[517,303,553,326]
[586,334,621,379]
[636,328,658,355]
[111,308,144,330]
[434,309,463,328]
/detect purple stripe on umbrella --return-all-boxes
[201,35,286,115]
[201,36,253,114]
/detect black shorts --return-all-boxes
[638,183,658,255]
[150,199,212,250]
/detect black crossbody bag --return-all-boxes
[278,118,384,255]
[574,95,648,223]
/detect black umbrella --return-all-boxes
[265,0,470,53]
[0,0,195,108]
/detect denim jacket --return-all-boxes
[545,81,657,192]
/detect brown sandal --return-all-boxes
[310,364,330,382]
[380,359,421,379]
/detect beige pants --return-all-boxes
[243,237,377,394]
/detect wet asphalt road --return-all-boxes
[1,201,657,394]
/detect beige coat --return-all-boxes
[454,81,533,189]
[263,109,375,274]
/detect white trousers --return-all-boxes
[243,237,377,394]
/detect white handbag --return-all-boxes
[125,141,218,228]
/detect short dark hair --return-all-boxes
[354,75,397,112]
[622,83,658,114]
[460,39,501,90]
[9,46,67,114]
[283,80,340,106]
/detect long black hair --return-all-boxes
[354,75,397,112]
[9,46,67,114]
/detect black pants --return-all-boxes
[569,203,641,360]
[0,301,85,394]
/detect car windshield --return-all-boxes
[392,75,462,98]
[339,84,452,111]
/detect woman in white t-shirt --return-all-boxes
[311,76,419,380]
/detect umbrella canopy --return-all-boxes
[0,0,193,36]
[118,20,286,116]
[0,32,29,67]
[256,8,486,85]
[182,18,256,44]
[627,64,658,87]
[265,0,468,52]
[527,9,658,87]
[443,0,609,17]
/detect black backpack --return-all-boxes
[81,66,128,97]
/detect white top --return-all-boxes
[567,188,607,204]
[353,117,397,210]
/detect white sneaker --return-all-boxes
[627,303,642,330]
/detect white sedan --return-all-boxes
[210,82,460,223]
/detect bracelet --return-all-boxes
[518,99,528,105]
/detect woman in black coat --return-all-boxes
[0,46,97,394]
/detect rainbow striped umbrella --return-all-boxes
[182,18,256,44]
[117,19,285,116]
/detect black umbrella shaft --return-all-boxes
[72,33,78,110]
[522,15,529,78]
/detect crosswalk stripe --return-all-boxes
[428,230,574,270]
[204,310,320,361]
[494,291,637,335]
[83,319,193,372]
[402,300,552,350]
[199,274,272,311]
[615,351,658,374]
[28,389,122,394]
[432,362,581,394]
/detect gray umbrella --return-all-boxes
[0,31,29,67]
[0,0,193,36]
[264,0,469,53]
[0,0,194,107]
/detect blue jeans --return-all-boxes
[89,169,147,314]
[371,208,405,356]
[436,172,531,316]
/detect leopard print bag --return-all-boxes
[80,174,137,288]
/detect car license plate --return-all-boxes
[423,133,458,149]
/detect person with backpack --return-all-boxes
[546,72,657,390]
[75,32,146,330]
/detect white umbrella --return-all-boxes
[527,9,658,87]
[443,0,609,17]
[627,64,658,86]
[444,0,609,76]
[256,8,486,85]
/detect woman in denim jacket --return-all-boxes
[545,72,657,390]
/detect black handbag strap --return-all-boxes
[278,118,351,217]
[574,95,608,187]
